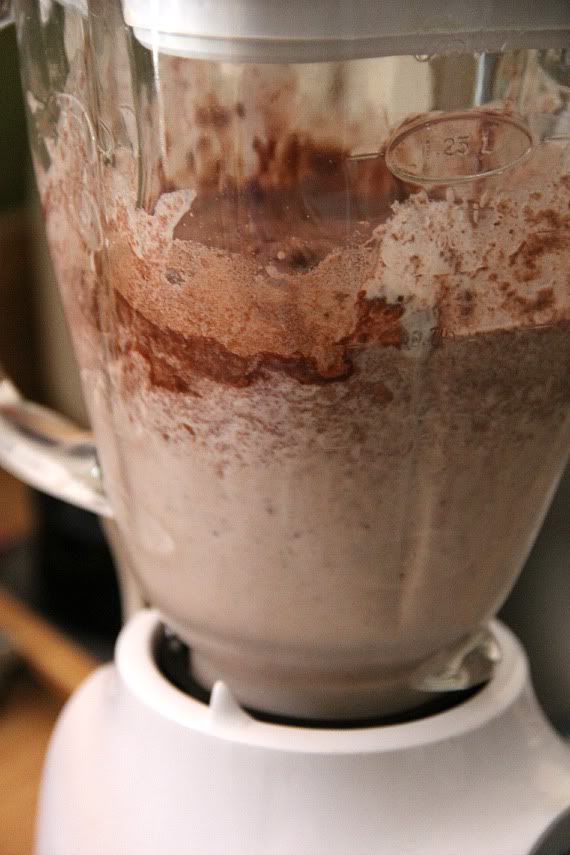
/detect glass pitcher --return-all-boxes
[1,0,568,719]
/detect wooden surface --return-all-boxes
[0,672,61,855]
[0,587,97,698]
[0,588,98,855]
[0,468,34,551]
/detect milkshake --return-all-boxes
[32,52,570,717]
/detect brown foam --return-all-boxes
[113,287,404,389]
[106,147,570,390]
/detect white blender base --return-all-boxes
[36,611,570,855]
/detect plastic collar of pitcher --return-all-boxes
[117,0,570,62]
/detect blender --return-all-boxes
[0,0,569,851]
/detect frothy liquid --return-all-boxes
[38,60,570,717]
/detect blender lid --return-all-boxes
[120,0,570,62]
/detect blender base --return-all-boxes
[35,611,570,855]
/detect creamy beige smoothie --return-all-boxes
[35,53,570,717]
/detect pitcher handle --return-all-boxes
[0,370,112,517]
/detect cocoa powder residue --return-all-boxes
[509,229,569,282]
[345,292,404,349]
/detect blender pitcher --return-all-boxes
[0,0,569,720]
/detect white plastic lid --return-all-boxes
[121,0,570,62]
